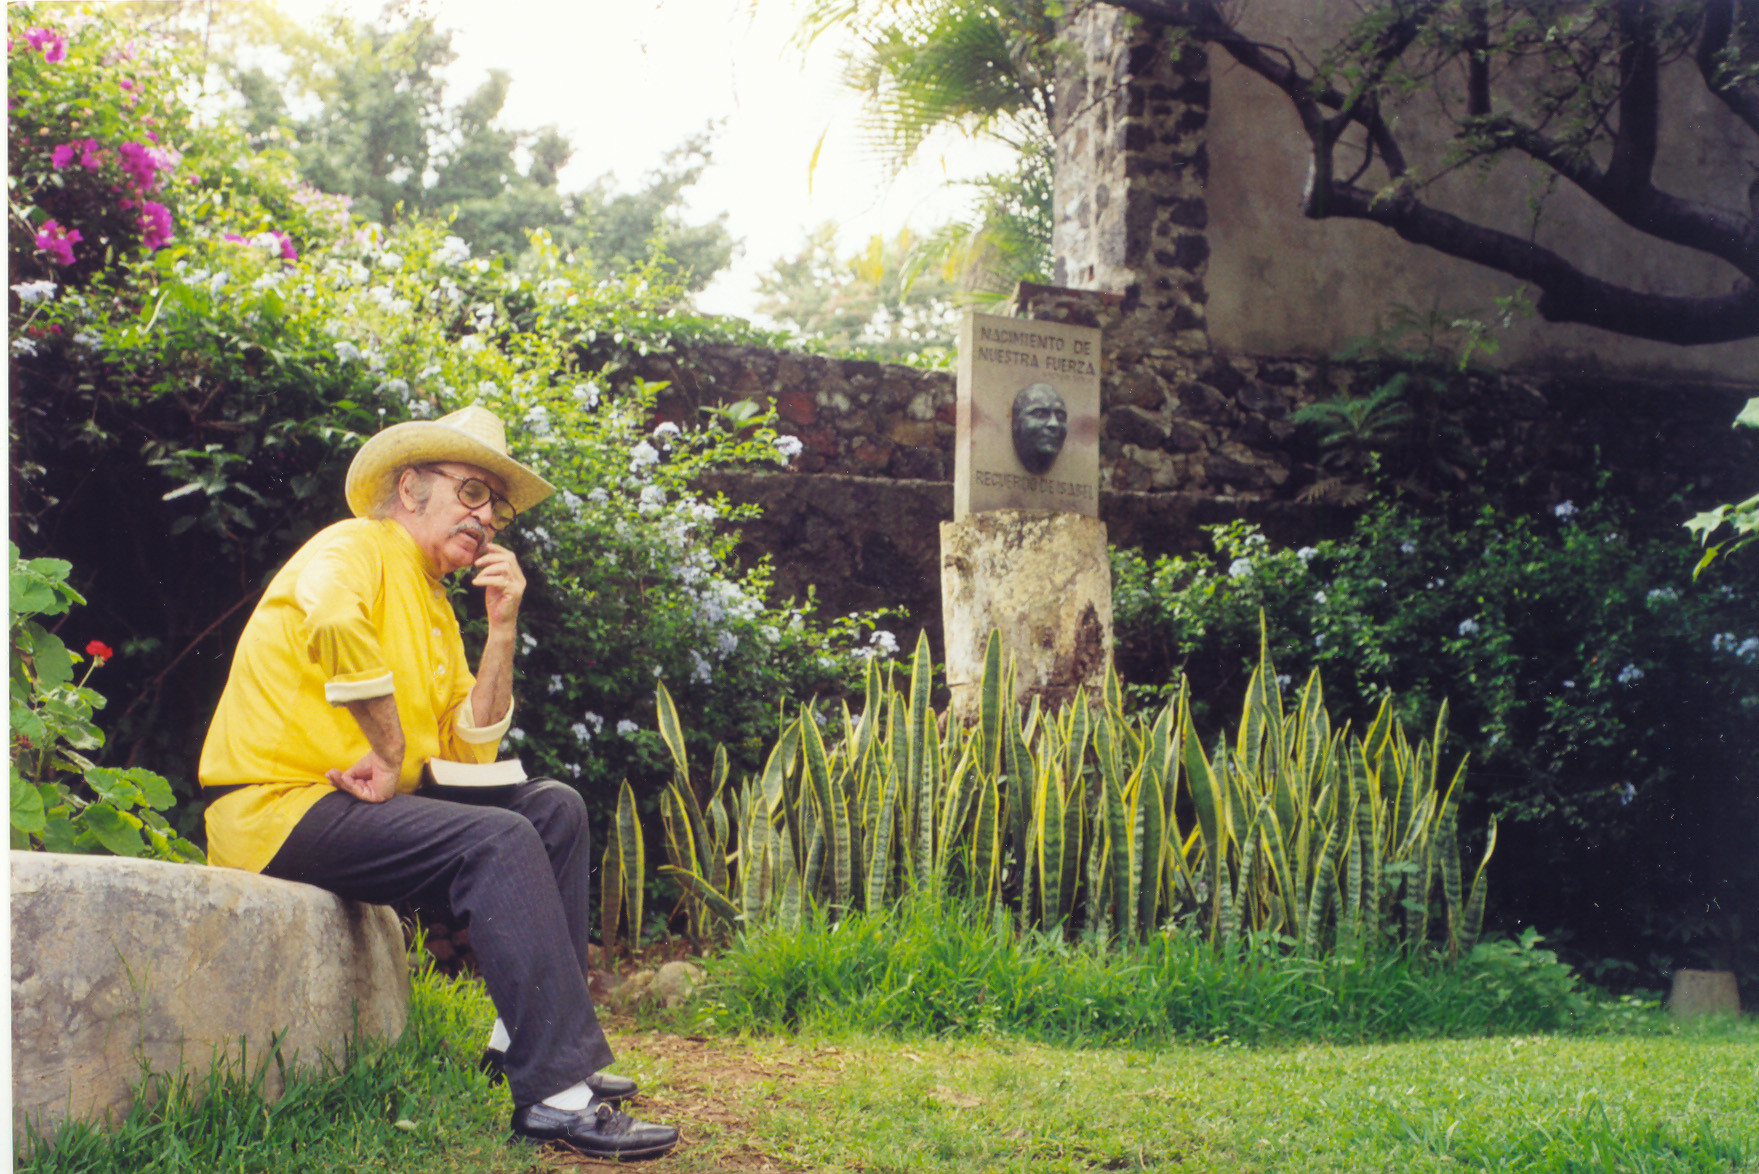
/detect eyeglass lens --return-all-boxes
[456,478,515,528]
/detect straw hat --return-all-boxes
[346,405,556,519]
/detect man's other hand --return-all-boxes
[327,750,400,803]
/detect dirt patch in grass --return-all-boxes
[526,1020,830,1173]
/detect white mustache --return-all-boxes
[450,520,489,550]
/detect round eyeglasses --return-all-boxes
[425,467,516,530]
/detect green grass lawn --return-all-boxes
[19,962,1757,1173]
[621,1024,1759,1173]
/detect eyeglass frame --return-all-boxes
[421,465,517,530]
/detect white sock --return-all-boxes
[488,1018,511,1053]
[541,1080,598,1111]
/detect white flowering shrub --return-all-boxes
[1112,502,1759,991]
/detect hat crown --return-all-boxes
[435,405,509,457]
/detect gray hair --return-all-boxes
[369,465,437,519]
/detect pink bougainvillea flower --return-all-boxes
[139,201,173,250]
[272,230,297,261]
[223,232,248,244]
[118,141,160,191]
[25,28,67,63]
[50,143,76,169]
[80,139,102,169]
[119,78,136,91]
[85,640,114,663]
[35,220,82,266]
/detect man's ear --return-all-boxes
[395,467,421,514]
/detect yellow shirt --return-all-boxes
[199,518,511,872]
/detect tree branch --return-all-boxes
[1329,181,1759,344]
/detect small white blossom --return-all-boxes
[1554,500,1578,520]
[1713,632,1738,652]
[617,719,640,737]
[378,378,410,399]
[1399,541,1418,555]
[11,280,57,305]
[1562,679,1576,689]
[72,330,101,349]
[507,727,526,743]
[1617,663,1644,685]
[459,334,485,354]
[775,435,804,460]
[520,632,536,653]
[690,650,713,684]
[1313,590,1328,605]
[570,721,590,744]
[870,630,900,656]
[1619,782,1637,806]
[209,271,230,293]
[574,382,601,408]
[629,441,660,472]
[525,404,552,436]
[334,341,363,363]
[1738,637,1759,660]
[1227,558,1252,579]
[580,712,604,738]
[11,338,38,357]
[528,525,551,546]
[1458,618,1480,636]
[1295,546,1318,564]
[1646,587,1679,604]
[588,486,610,505]
[653,422,681,444]
[434,236,471,266]
[1276,674,1292,689]
[380,251,404,270]
[639,486,666,513]
[549,674,565,695]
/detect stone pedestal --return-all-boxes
[1668,968,1742,1019]
[11,852,409,1140]
[940,511,1113,723]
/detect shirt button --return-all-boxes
[431,627,442,641]
[435,662,446,676]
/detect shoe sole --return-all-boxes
[516,1133,678,1161]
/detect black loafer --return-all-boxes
[510,1100,678,1160]
[479,1049,639,1105]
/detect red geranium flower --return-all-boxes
[85,640,113,663]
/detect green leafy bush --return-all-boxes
[1111,499,1759,988]
[694,897,1628,1045]
[9,544,202,861]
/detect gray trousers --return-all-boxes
[264,779,615,1106]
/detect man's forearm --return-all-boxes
[343,693,406,769]
[470,624,516,729]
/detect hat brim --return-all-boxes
[345,419,556,519]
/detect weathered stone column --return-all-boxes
[941,510,1113,724]
[1051,5,1211,353]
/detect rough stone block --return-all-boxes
[11,851,408,1139]
[940,511,1113,724]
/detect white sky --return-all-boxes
[269,0,1013,322]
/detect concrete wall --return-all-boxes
[11,853,407,1142]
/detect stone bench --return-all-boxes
[10,851,408,1140]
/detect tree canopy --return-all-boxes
[1095,0,1759,345]
[222,6,734,287]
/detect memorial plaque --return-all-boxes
[954,312,1102,520]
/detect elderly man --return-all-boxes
[199,405,678,1161]
[1010,382,1068,475]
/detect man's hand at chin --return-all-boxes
[327,751,401,803]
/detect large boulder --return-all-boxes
[10,851,408,1139]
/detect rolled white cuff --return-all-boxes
[455,699,513,745]
[324,671,394,704]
